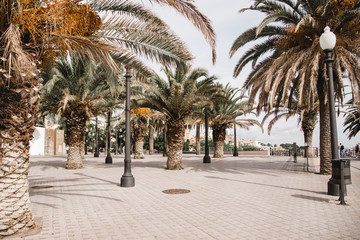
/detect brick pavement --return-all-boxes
[7,154,360,239]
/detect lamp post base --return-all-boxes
[94,152,99,157]
[233,151,238,157]
[105,156,112,164]
[327,178,347,196]
[120,175,135,187]
[203,155,211,163]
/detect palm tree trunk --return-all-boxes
[317,73,332,174]
[214,141,224,158]
[303,128,314,158]
[67,143,83,169]
[65,112,87,169]
[0,79,41,236]
[166,119,185,170]
[302,110,317,158]
[212,124,226,158]
[134,140,144,159]
[133,118,146,159]
[196,123,201,155]
[149,125,154,155]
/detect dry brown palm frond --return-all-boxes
[295,14,316,32]
[50,33,118,69]
[58,88,77,115]
[0,24,38,87]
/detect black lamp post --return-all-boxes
[121,67,135,187]
[94,116,100,157]
[233,124,238,156]
[105,111,112,164]
[320,26,342,199]
[203,108,211,163]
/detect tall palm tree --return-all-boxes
[41,55,118,169]
[0,1,216,236]
[139,66,219,169]
[208,84,261,158]
[230,0,360,174]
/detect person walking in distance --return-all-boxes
[355,143,359,158]
[340,143,345,158]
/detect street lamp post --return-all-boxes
[121,67,135,187]
[233,124,238,156]
[320,26,342,199]
[203,108,211,163]
[105,111,112,164]
[94,117,100,157]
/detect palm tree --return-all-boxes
[343,100,360,139]
[41,55,118,169]
[262,91,319,158]
[0,1,216,235]
[139,66,218,169]
[208,84,261,158]
[131,108,150,159]
[230,0,360,174]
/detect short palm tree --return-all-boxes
[41,55,119,169]
[208,84,261,158]
[262,91,319,158]
[131,108,150,159]
[139,66,218,169]
[230,0,360,174]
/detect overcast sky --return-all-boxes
[143,0,359,148]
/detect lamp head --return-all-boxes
[320,26,336,50]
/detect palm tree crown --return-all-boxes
[230,0,360,111]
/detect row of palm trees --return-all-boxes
[41,56,258,170]
[1,0,360,237]
[0,0,216,236]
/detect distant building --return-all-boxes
[30,127,66,156]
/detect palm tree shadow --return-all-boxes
[182,156,291,176]
[205,175,327,195]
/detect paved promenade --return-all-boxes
[9,154,360,239]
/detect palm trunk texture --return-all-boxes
[302,110,317,158]
[0,79,41,236]
[149,125,154,155]
[317,73,332,174]
[133,119,146,159]
[196,123,201,155]
[134,141,144,159]
[166,119,185,170]
[64,111,87,169]
[212,124,226,158]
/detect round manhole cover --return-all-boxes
[162,189,190,194]
[31,185,53,189]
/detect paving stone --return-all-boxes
[19,154,360,240]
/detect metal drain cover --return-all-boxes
[162,189,190,194]
[31,185,53,189]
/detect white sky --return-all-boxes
[141,0,359,148]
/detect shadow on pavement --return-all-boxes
[205,175,327,196]
[291,194,330,203]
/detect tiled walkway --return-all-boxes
[10,154,360,239]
